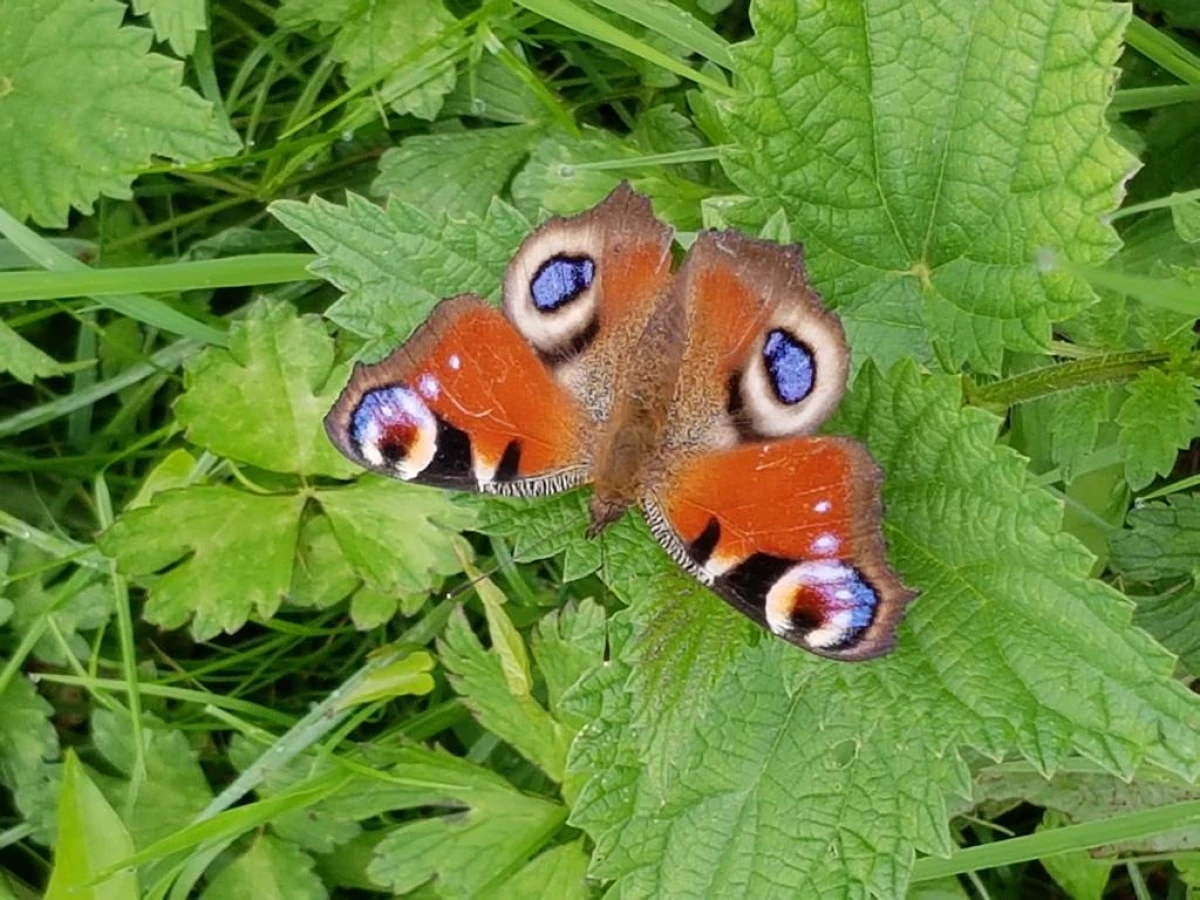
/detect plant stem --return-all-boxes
[966,351,1169,409]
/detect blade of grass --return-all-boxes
[571,146,727,170]
[94,475,146,810]
[0,338,199,439]
[911,799,1200,881]
[30,674,297,728]
[513,0,735,95]
[1111,186,1200,221]
[586,0,733,68]
[1126,16,1200,87]
[0,208,229,346]
[91,772,353,882]
[1111,84,1200,112]
[0,254,316,303]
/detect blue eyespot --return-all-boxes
[530,255,595,311]
[763,329,814,404]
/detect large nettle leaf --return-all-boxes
[720,0,1133,372]
[101,300,473,639]
[549,362,1200,897]
[270,194,530,345]
[0,0,239,226]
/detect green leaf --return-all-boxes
[132,0,206,56]
[512,127,712,230]
[442,51,549,125]
[289,515,358,611]
[279,0,458,121]
[1172,198,1200,244]
[4,543,111,667]
[89,709,212,853]
[373,125,543,218]
[103,473,472,638]
[1132,587,1200,676]
[490,838,592,900]
[318,477,474,596]
[270,194,530,342]
[1038,810,1111,900]
[565,362,1200,896]
[0,321,71,384]
[972,760,1200,856]
[0,673,59,842]
[44,751,138,900]
[174,298,356,478]
[438,608,571,781]
[365,747,567,896]
[99,486,306,639]
[1110,494,1200,582]
[1116,368,1199,490]
[1046,387,1115,482]
[531,598,607,723]
[0,0,239,227]
[475,490,598,580]
[721,0,1133,372]
[200,834,326,900]
[340,650,436,706]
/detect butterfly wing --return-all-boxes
[646,438,913,660]
[645,231,915,660]
[325,295,589,495]
[501,183,676,423]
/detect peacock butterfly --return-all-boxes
[324,185,916,660]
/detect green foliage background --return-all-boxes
[1,0,1199,897]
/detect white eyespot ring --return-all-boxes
[504,226,600,356]
[738,308,849,438]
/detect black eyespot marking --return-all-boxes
[424,418,473,484]
[531,255,595,311]
[717,553,794,614]
[687,517,721,567]
[763,329,815,404]
[495,439,522,482]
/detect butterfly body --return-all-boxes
[325,185,916,660]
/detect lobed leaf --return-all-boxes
[174,298,356,478]
[0,0,239,226]
[565,362,1200,896]
[720,0,1134,372]
[132,0,207,56]
[270,194,530,343]
[1115,367,1200,489]
[373,125,544,218]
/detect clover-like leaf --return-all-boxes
[317,477,475,596]
[439,608,571,781]
[271,194,530,342]
[721,0,1134,371]
[565,362,1200,897]
[102,476,472,639]
[0,0,239,226]
[99,486,307,640]
[175,298,356,478]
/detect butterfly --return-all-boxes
[324,184,916,660]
